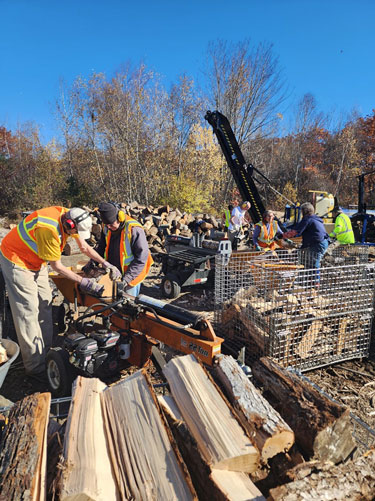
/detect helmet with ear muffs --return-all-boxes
[63,208,92,240]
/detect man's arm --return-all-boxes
[49,259,85,283]
[253,225,261,245]
[75,236,108,266]
[244,211,251,223]
[288,217,309,237]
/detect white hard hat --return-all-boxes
[67,208,92,240]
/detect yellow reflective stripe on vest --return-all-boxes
[121,219,142,269]
[104,218,142,273]
[17,215,62,255]
[224,209,231,227]
[336,214,350,235]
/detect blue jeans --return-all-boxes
[126,283,141,297]
[301,239,329,284]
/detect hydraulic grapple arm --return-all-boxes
[205,110,266,224]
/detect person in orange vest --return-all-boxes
[0,206,116,383]
[87,202,153,297]
[253,210,284,251]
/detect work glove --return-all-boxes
[116,280,130,297]
[79,277,104,296]
[103,261,122,281]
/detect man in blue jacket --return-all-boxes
[284,202,329,284]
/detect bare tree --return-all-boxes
[204,39,288,203]
[166,74,204,177]
[205,39,288,144]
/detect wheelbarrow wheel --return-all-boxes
[161,274,181,299]
[46,347,76,397]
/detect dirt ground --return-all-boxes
[1,255,375,453]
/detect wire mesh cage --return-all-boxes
[323,243,370,266]
[215,248,375,371]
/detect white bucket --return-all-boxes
[0,338,20,388]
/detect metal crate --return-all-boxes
[324,243,370,266]
[215,249,375,371]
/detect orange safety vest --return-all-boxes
[104,215,153,287]
[256,221,278,250]
[0,206,68,270]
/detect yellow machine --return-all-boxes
[309,190,336,234]
[309,191,335,222]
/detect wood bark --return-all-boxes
[47,420,66,501]
[213,354,294,461]
[163,354,260,473]
[252,357,356,463]
[60,377,118,501]
[268,450,375,500]
[101,369,197,501]
[0,392,50,501]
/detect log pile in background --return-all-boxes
[119,202,225,255]
[0,355,371,499]
[75,202,238,256]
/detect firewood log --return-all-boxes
[143,220,153,232]
[213,355,294,461]
[238,312,269,352]
[159,395,265,500]
[101,370,197,500]
[252,357,356,463]
[294,319,324,359]
[63,238,81,256]
[163,354,260,473]
[60,377,118,501]
[0,392,51,501]
[157,205,170,215]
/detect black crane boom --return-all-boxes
[205,110,266,224]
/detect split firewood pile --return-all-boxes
[0,355,373,500]
[220,252,375,369]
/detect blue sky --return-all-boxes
[1,0,374,143]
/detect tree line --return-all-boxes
[1,39,374,217]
